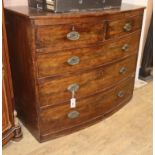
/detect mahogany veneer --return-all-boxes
[2,4,22,145]
[5,4,144,142]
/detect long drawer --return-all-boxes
[37,31,140,78]
[38,55,137,107]
[40,77,134,134]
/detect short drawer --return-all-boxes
[40,77,134,134]
[37,31,140,78]
[106,15,143,39]
[38,56,137,107]
[35,22,104,51]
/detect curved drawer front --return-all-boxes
[37,31,141,78]
[38,55,137,107]
[106,15,143,39]
[40,77,134,134]
[36,22,104,51]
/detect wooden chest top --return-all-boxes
[5,4,144,19]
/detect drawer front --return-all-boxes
[37,31,140,78]
[106,15,143,39]
[40,77,134,134]
[36,22,104,51]
[38,56,137,107]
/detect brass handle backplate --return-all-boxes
[68,111,80,119]
[117,91,125,98]
[122,44,129,52]
[119,67,128,74]
[67,83,79,93]
[67,56,80,65]
[67,31,80,41]
[123,23,132,32]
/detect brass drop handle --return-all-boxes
[119,67,128,74]
[68,110,80,119]
[67,56,80,65]
[68,84,79,108]
[117,91,125,98]
[67,83,79,93]
[123,23,132,32]
[122,44,129,52]
[67,26,80,41]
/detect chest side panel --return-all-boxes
[5,11,40,140]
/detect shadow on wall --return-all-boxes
[4,0,28,6]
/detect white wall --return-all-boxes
[4,0,27,6]
[122,0,147,5]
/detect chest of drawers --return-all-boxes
[5,4,144,142]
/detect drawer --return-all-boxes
[40,77,134,134]
[35,22,104,51]
[37,31,141,78]
[38,56,137,107]
[106,15,143,39]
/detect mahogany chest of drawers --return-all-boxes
[5,4,144,142]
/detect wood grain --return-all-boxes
[5,5,144,142]
[38,56,137,107]
[2,3,22,145]
[2,82,152,155]
[36,22,104,50]
[5,11,40,140]
[39,77,134,139]
[106,14,143,39]
[2,80,11,133]
[37,31,141,78]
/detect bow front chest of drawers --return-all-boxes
[5,4,144,142]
